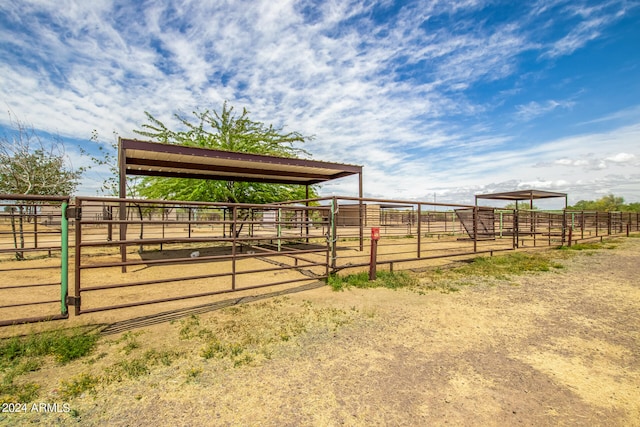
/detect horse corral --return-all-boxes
[1,141,639,325]
[2,192,639,327]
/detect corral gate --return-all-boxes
[454,207,496,240]
[0,194,70,326]
[69,197,331,315]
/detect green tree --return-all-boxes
[569,194,628,212]
[133,102,317,204]
[0,113,83,259]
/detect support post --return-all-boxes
[74,198,82,316]
[473,206,478,252]
[118,138,127,273]
[330,197,337,271]
[369,227,380,281]
[60,200,69,316]
[231,206,237,290]
[416,204,422,258]
[359,172,364,251]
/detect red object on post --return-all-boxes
[371,227,380,241]
[369,228,380,280]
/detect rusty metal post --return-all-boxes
[473,206,478,252]
[74,198,82,316]
[417,204,422,258]
[561,209,567,246]
[231,206,237,290]
[369,227,380,281]
[513,209,519,249]
[331,197,337,271]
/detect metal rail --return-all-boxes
[0,194,69,326]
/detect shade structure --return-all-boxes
[475,189,567,209]
[118,138,362,190]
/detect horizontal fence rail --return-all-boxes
[1,192,637,326]
[0,194,70,326]
[71,197,331,315]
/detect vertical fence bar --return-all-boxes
[277,208,282,252]
[74,198,82,316]
[513,210,518,249]
[331,197,337,270]
[231,206,237,291]
[60,200,69,316]
[473,206,478,252]
[417,204,422,258]
[34,209,38,249]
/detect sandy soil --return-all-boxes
[2,237,639,426]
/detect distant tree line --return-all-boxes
[568,194,640,212]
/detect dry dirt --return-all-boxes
[2,237,640,426]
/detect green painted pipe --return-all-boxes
[61,201,69,315]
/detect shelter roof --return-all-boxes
[119,139,362,186]
[475,189,567,201]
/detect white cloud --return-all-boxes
[0,0,637,205]
[606,152,636,163]
[515,99,575,121]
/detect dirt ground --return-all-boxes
[2,237,640,426]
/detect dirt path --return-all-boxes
[4,237,640,426]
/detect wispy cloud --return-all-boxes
[0,0,637,204]
[515,99,575,121]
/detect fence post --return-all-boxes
[514,209,519,249]
[74,198,82,316]
[231,206,237,291]
[277,208,282,252]
[330,197,337,270]
[561,210,567,246]
[417,204,422,258]
[473,206,478,252]
[60,200,69,316]
[369,228,380,281]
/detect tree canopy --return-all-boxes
[133,102,317,204]
[0,114,82,196]
[568,194,639,212]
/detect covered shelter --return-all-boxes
[116,138,364,267]
[118,138,363,199]
[475,189,567,210]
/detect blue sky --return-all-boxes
[1,0,639,207]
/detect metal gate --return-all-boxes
[69,197,331,315]
[0,194,70,326]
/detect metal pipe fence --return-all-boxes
[0,194,70,326]
[1,192,638,326]
[319,197,515,272]
[70,197,331,315]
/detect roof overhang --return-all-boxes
[475,189,567,201]
[475,189,568,209]
[119,139,362,186]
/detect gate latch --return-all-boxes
[66,207,82,220]
[66,296,80,306]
